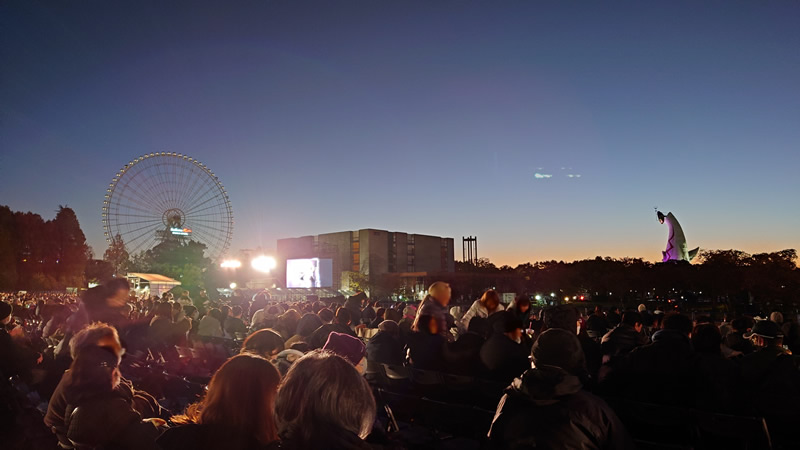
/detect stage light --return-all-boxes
[220,259,242,269]
[229,282,237,289]
[252,255,277,273]
[534,295,541,301]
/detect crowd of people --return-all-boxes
[1,281,799,449]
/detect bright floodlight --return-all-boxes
[251,255,277,273]
[220,259,242,269]
[229,282,237,289]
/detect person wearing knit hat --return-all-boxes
[366,320,404,369]
[489,328,633,449]
[323,331,366,369]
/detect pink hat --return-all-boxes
[322,332,366,366]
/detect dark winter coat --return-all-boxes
[480,333,530,385]
[489,366,634,450]
[443,332,487,376]
[366,331,404,366]
[599,329,698,408]
[64,392,160,450]
[407,331,445,371]
[159,423,274,450]
[601,324,647,359]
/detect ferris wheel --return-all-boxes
[102,152,233,262]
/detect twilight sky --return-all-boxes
[2,1,798,266]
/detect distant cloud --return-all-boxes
[534,173,553,179]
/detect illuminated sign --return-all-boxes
[170,227,192,236]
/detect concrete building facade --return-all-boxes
[277,229,455,292]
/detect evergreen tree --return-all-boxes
[103,234,130,276]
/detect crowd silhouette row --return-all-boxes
[1,279,799,449]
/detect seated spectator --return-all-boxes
[480,311,529,385]
[740,319,800,443]
[461,290,505,332]
[585,305,610,340]
[273,310,301,341]
[600,313,697,408]
[285,313,323,347]
[542,305,602,384]
[225,306,248,337]
[272,349,305,377]
[308,307,357,349]
[361,300,377,326]
[365,320,404,367]
[0,301,41,381]
[506,294,532,329]
[241,329,285,360]
[318,307,335,324]
[159,354,281,450]
[46,323,161,446]
[367,307,386,329]
[488,329,633,449]
[408,314,446,370]
[601,311,647,361]
[274,350,376,449]
[394,306,413,344]
[148,302,174,347]
[692,323,740,413]
[607,306,622,328]
[725,317,756,354]
[413,282,454,341]
[62,346,161,449]
[198,308,225,338]
[444,316,489,376]
[251,305,281,332]
[249,291,271,319]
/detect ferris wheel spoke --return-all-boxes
[182,173,217,214]
[176,159,198,212]
[128,233,160,255]
[109,189,165,216]
[144,157,174,210]
[124,225,161,252]
[177,163,204,212]
[183,193,227,216]
[111,212,163,220]
[123,160,168,212]
[119,221,167,239]
[121,168,171,214]
[114,218,164,227]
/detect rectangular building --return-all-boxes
[277,229,455,293]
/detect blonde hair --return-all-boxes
[428,281,450,297]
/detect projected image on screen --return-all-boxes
[286,258,333,288]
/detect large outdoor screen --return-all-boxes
[286,258,332,288]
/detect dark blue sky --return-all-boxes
[2,1,798,265]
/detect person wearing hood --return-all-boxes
[488,328,634,450]
[365,320,404,367]
[600,311,648,362]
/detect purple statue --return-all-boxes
[657,210,699,262]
